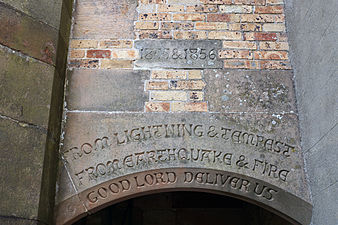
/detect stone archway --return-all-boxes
[56,0,313,224]
[55,114,312,225]
[57,168,311,225]
[72,191,294,225]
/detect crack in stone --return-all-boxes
[0,44,53,67]
[304,122,338,154]
[0,114,48,133]
[313,180,338,197]
[60,157,89,214]
[0,215,48,225]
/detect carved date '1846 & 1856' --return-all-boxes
[140,48,217,61]
[135,40,223,69]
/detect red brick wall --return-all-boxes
[68,0,291,112]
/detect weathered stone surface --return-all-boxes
[135,40,223,69]
[56,112,311,224]
[55,162,87,225]
[0,217,38,225]
[285,0,337,224]
[66,69,149,111]
[0,118,46,219]
[0,0,63,29]
[0,47,54,127]
[72,0,137,39]
[0,3,59,64]
[56,162,77,206]
[204,69,297,113]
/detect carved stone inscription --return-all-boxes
[85,169,278,205]
[61,113,309,202]
[58,113,312,225]
[134,40,223,69]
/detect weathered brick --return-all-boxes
[70,40,98,49]
[195,22,228,30]
[266,0,284,4]
[202,0,232,4]
[223,41,257,49]
[101,60,133,69]
[207,14,241,22]
[99,40,133,49]
[158,4,185,12]
[151,70,187,79]
[146,81,169,90]
[241,14,285,22]
[141,0,166,4]
[186,5,218,13]
[228,23,263,31]
[137,30,172,39]
[254,51,288,60]
[168,0,200,4]
[255,6,284,13]
[72,0,137,39]
[173,13,206,21]
[188,70,203,79]
[170,80,206,90]
[111,50,139,60]
[208,31,242,40]
[70,50,85,58]
[263,23,286,32]
[259,41,289,50]
[224,59,259,69]
[260,60,291,69]
[277,33,288,41]
[233,0,266,5]
[145,102,170,112]
[87,50,111,58]
[161,22,194,30]
[219,5,253,13]
[244,32,278,41]
[188,91,204,101]
[137,4,157,13]
[174,31,208,39]
[135,22,159,30]
[69,59,99,69]
[151,91,187,101]
[171,102,208,112]
[139,13,171,21]
[219,50,253,59]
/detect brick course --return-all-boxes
[68,0,291,112]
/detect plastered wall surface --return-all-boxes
[285,0,338,224]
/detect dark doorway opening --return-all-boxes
[73,192,292,225]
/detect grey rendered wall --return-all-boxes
[285,0,338,224]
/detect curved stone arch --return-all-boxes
[56,113,312,225]
[56,168,312,225]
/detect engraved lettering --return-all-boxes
[193,125,204,137]
[221,127,232,140]
[166,172,177,183]
[108,183,120,193]
[97,187,108,198]
[81,143,92,155]
[87,191,98,203]
[231,131,242,143]
[207,126,218,138]
[94,137,110,151]
[120,179,131,191]
[184,172,193,183]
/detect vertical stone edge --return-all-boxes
[37,0,74,224]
